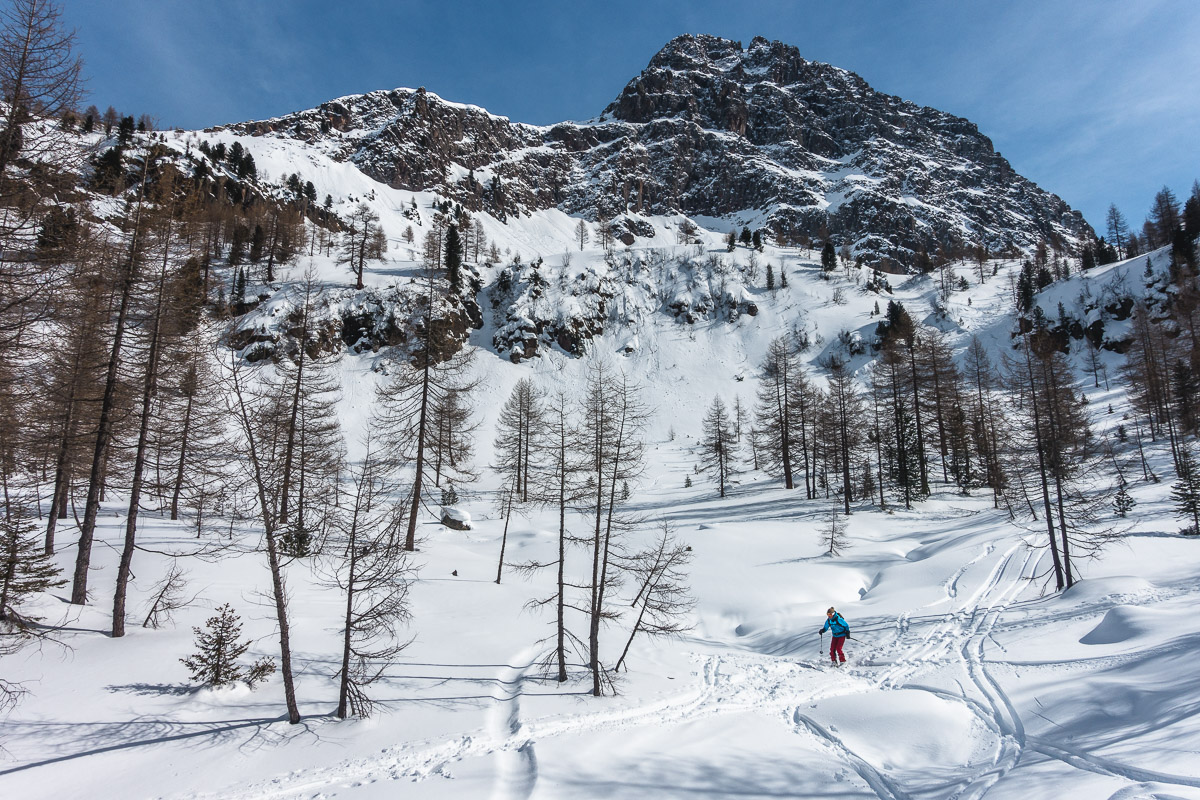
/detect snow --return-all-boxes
[3,135,1200,800]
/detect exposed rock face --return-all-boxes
[230,34,1091,269]
[227,284,479,365]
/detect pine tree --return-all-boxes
[1113,482,1136,518]
[726,230,736,252]
[821,241,837,274]
[444,223,463,296]
[1171,447,1200,535]
[232,267,246,311]
[1,493,64,623]
[180,604,275,688]
[765,262,775,291]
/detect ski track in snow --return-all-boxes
[166,538,1200,800]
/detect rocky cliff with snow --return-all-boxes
[228,33,1090,270]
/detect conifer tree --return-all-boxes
[614,521,694,673]
[339,204,384,290]
[1172,447,1200,535]
[1,491,63,623]
[754,336,803,490]
[324,436,413,718]
[444,223,463,296]
[1113,481,1136,518]
[494,377,545,502]
[1105,204,1129,258]
[701,396,737,497]
[821,241,837,274]
[180,604,275,688]
[578,358,647,696]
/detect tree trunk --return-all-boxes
[72,160,150,605]
[113,219,171,637]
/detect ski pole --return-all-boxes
[819,631,824,660]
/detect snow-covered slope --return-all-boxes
[5,147,1198,798]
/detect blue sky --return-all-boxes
[61,0,1199,234]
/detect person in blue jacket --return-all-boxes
[820,607,850,665]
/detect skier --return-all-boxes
[819,607,850,666]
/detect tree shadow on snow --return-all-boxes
[0,713,323,777]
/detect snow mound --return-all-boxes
[1061,576,1156,604]
[1080,606,1163,646]
[805,689,988,770]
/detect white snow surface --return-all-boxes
[3,139,1199,799]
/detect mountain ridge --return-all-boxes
[224,33,1091,270]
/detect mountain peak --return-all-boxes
[227,33,1091,268]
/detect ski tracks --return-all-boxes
[172,539,1200,800]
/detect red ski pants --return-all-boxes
[830,635,846,663]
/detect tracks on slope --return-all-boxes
[174,540,1200,800]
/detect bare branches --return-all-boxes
[140,562,192,629]
[615,521,694,673]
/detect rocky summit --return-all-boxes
[229,33,1091,269]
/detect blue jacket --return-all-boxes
[821,613,850,637]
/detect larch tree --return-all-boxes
[754,335,801,489]
[700,395,737,497]
[493,377,545,503]
[224,352,303,724]
[614,521,694,673]
[577,358,647,696]
[575,218,589,251]
[324,435,414,718]
[72,154,153,606]
[516,387,585,683]
[826,362,866,514]
[1105,203,1129,258]
[339,203,384,290]
[376,269,477,551]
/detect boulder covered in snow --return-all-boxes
[440,506,472,531]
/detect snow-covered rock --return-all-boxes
[440,506,472,530]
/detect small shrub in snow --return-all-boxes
[831,287,847,305]
[181,604,276,688]
[684,476,693,488]
[441,484,459,506]
[1112,483,1136,518]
